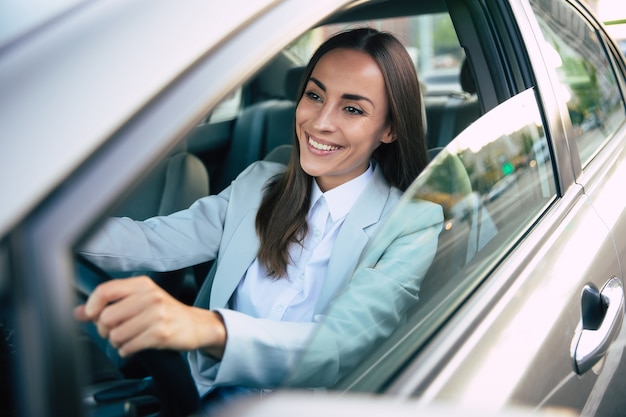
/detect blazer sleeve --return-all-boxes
[188,200,443,391]
[78,161,284,273]
[78,191,230,273]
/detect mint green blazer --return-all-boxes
[81,161,443,395]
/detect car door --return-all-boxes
[401,0,626,413]
[523,0,626,414]
[293,0,626,414]
[298,87,622,414]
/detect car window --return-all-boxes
[288,88,557,390]
[206,88,242,123]
[529,0,626,166]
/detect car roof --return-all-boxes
[0,0,275,237]
[324,0,446,24]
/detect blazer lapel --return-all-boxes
[208,211,259,309]
[314,166,392,314]
[202,163,394,313]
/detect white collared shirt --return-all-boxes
[231,164,374,322]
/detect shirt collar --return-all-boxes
[310,162,374,222]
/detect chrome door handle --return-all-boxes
[570,277,624,375]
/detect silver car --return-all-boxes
[1,0,626,416]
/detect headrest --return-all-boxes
[460,57,477,95]
[284,66,307,101]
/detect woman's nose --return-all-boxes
[312,104,337,132]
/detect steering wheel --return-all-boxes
[75,255,200,417]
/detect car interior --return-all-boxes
[2,0,626,414]
[72,0,599,414]
[72,1,493,411]
[184,1,488,191]
[103,0,488,307]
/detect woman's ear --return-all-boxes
[381,125,396,144]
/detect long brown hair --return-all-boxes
[255,28,428,277]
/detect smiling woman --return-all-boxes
[75,27,441,411]
[296,48,395,192]
[256,28,431,278]
[5,0,626,416]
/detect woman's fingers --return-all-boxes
[105,286,179,355]
[97,280,156,331]
[73,304,89,321]
[75,275,227,357]
[77,276,196,355]
[73,276,156,341]
[82,276,152,320]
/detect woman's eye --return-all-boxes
[305,91,322,102]
[345,106,364,115]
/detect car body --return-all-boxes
[616,38,626,57]
[2,0,626,416]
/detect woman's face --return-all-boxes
[295,48,394,192]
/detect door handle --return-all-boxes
[570,277,624,375]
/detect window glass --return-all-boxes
[603,32,626,96]
[207,88,242,123]
[529,0,626,166]
[289,89,557,388]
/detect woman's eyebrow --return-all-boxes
[309,77,326,91]
[308,77,374,105]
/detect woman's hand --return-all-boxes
[74,276,226,359]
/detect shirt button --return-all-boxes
[313,229,321,238]
[275,304,284,312]
[299,273,305,280]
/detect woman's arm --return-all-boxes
[78,192,229,273]
[78,160,285,273]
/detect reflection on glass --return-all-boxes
[530,0,625,165]
[286,89,557,391]
[413,89,554,290]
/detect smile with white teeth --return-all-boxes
[308,136,341,151]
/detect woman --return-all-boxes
[76,28,442,397]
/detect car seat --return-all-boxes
[423,57,481,150]
[113,141,209,220]
[112,140,209,303]
[211,66,306,192]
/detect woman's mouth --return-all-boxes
[308,135,341,152]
